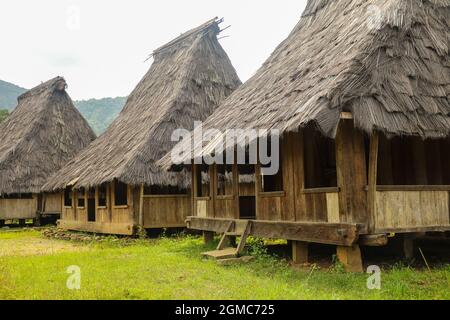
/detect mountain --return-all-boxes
[0,80,26,110]
[74,97,126,135]
[0,79,126,133]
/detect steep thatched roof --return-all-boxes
[43,18,241,191]
[0,77,96,194]
[158,0,450,169]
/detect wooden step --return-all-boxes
[202,248,238,260]
[216,256,254,266]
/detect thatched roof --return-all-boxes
[0,77,96,194]
[43,18,241,191]
[158,0,450,169]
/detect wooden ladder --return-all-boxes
[203,221,252,260]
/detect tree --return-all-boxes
[0,109,9,122]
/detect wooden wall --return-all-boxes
[60,180,191,233]
[0,195,38,220]
[374,190,450,232]
[42,193,62,214]
[60,182,137,235]
[142,195,191,228]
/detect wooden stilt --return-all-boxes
[34,216,41,227]
[292,241,309,265]
[402,234,415,260]
[336,245,363,273]
[203,231,214,245]
[0,220,4,227]
[19,219,26,227]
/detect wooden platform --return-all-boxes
[187,217,361,246]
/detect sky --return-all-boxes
[0,0,307,100]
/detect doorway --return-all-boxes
[238,164,256,220]
[87,188,96,222]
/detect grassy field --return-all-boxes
[0,229,449,300]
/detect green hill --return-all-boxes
[0,80,26,110]
[0,79,126,134]
[74,97,126,135]
[0,109,9,123]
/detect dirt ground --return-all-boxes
[0,229,88,257]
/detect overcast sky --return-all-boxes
[0,0,307,100]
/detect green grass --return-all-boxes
[0,229,449,300]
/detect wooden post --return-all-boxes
[336,245,363,273]
[139,184,144,228]
[19,219,26,227]
[0,220,5,228]
[73,190,77,221]
[367,131,379,233]
[292,241,309,265]
[203,231,214,245]
[233,151,240,219]
[335,119,368,225]
[209,165,215,218]
[255,163,261,220]
[127,185,133,222]
[191,161,196,217]
[107,183,112,223]
[402,234,415,260]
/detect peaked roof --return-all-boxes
[0,77,96,194]
[43,18,241,191]
[158,0,450,169]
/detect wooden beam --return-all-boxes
[376,185,450,192]
[58,220,135,235]
[367,131,379,233]
[340,112,353,120]
[187,217,360,246]
[359,234,388,247]
[375,226,450,234]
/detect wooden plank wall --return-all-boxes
[142,195,190,228]
[0,196,38,220]
[42,193,62,213]
[375,190,450,231]
[60,182,136,226]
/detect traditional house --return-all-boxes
[0,77,96,226]
[43,18,241,235]
[159,0,450,271]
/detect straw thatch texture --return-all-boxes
[43,18,241,191]
[0,77,96,194]
[158,0,450,169]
